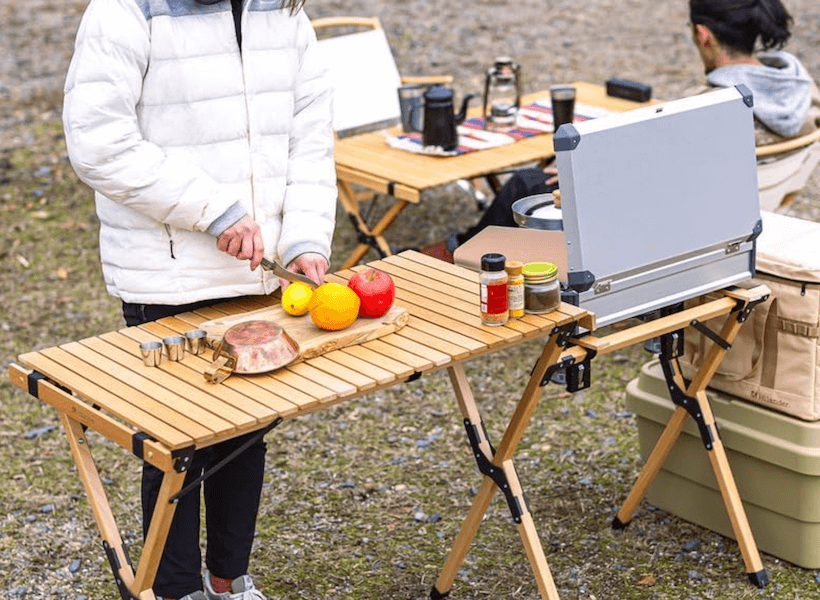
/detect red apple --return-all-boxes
[347,268,395,318]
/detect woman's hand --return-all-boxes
[281,253,328,289]
[543,166,559,186]
[217,215,264,270]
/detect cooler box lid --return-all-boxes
[758,210,820,283]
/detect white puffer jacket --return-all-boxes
[63,0,336,305]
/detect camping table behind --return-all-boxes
[333,81,652,269]
[8,250,771,600]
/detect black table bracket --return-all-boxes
[463,418,528,524]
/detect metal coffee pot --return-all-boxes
[420,85,474,151]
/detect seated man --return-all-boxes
[447,0,820,255]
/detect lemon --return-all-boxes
[281,282,314,316]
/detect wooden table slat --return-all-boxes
[383,254,484,295]
[321,350,396,385]
[397,250,481,284]
[340,267,480,316]
[303,355,378,391]
[394,326,472,361]
[63,340,225,441]
[286,361,357,396]
[126,323,289,419]
[20,350,194,448]
[349,260,478,304]
[503,318,542,336]
[361,338,433,371]
[377,332,451,366]
[340,345,415,378]
[103,331,283,422]
[148,311,338,402]
[261,367,339,404]
[406,315,485,353]
[394,287,519,347]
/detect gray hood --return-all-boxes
[707,50,813,137]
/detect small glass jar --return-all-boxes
[480,253,508,326]
[523,262,560,314]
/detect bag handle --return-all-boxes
[759,297,780,389]
[204,342,236,384]
[716,297,778,382]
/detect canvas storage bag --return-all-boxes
[679,211,820,421]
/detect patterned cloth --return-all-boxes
[386,99,613,156]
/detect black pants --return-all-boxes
[458,167,558,245]
[123,300,267,599]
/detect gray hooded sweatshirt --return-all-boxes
[707,50,814,138]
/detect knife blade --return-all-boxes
[260,257,319,289]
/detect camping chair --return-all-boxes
[312,17,483,266]
[756,126,820,211]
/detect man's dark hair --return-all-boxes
[689,0,793,54]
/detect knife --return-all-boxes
[260,257,319,289]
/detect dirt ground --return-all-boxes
[2,1,820,599]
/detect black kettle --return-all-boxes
[421,86,474,151]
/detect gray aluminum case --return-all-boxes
[553,85,761,327]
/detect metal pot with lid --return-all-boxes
[511,192,563,231]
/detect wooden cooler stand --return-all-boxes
[8,254,771,600]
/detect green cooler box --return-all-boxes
[625,359,820,568]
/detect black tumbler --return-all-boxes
[550,85,576,132]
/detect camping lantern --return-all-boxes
[482,57,521,129]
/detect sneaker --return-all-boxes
[203,570,266,600]
[158,592,207,600]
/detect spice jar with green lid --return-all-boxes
[523,261,560,314]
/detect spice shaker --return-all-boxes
[480,253,508,326]
[505,260,524,319]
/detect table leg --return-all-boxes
[133,468,187,594]
[337,179,410,269]
[613,307,768,587]
[433,327,568,600]
[612,361,689,527]
[61,413,186,599]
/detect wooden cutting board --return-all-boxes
[200,304,409,361]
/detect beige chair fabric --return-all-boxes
[756,128,820,211]
[313,18,403,136]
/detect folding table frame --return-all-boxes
[430,284,771,599]
[8,251,770,600]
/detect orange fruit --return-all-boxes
[308,282,361,330]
